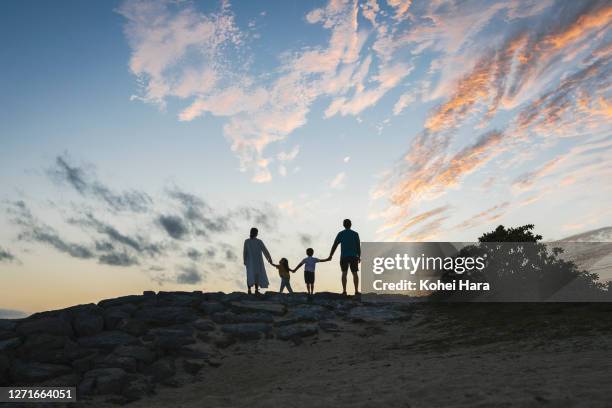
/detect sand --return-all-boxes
[92,304,612,408]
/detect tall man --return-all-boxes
[328,219,361,296]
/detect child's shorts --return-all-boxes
[304,271,315,284]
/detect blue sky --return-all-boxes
[1,0,611,314]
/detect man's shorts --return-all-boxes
[340,256,359,273]
[304,271,315,284]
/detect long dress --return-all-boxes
[243,237,271,288]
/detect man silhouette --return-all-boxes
[328,219,361,296]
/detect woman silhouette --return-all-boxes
[243,227,272,294]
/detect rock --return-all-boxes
[18,334,67,356]
[78,377,96,396]
[16,317,73,337]
[231,301,286,316]
[0,337,21,352]
[199,301,226,315]
[73,312,104,337]
[0,355,10,385]
[78,331,137,349]
[41,373,80,386]
[346,306,408,323]
[208,358,222,368]
[114,345,155,364]
[221,323,272,340]
[276,305,329,326]
[98,295,146,309]
[212,311,274,324]
[72,353,98,373]
[116,318,148,336]
[134,306,198,325]
[183,359,206,375]
[319,321,341,332]
[152,327,196,350]
[157,292,200,307]
[150,358,175,382]
[276,324,318,340]
[96,354,138,372]
[84,367,127,395]
[210,333,235,349]
[0,319,16,331]
[122,375,152,401]
[143,290,156,297]
[0,330,16,341]
[103,307,131,330]
[10,360,72,383]
[192,319,215,331]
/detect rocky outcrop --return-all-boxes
[0,291,411,403]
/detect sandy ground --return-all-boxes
[92,304,612,408]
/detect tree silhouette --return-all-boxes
[438,224,607,301]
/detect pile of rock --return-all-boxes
[0,291,411,403]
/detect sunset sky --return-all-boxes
[1,0,611,316]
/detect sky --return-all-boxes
[0,0,611,315]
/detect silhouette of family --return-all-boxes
[243,219,361,296]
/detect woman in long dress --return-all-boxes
[243,227,272,294]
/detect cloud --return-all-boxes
[343,156,351,163]
[299,233,313,247]
[186,248,203,261]
[49,155,151,212]
[277,145,300,161]
[0,246,17,263]
[158,214,189,240]
[9,201,95,260]
[454,202,510,231]
[329,171,346,189]
[176,265,204,284]
[99,251,139,267]
[373,1,612,240]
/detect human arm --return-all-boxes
[328,233,341,259]
[243,240,247,266]
[291,260,305,272]
[317,256,331,263]
[260,241,273,264]
[356,232,361,261]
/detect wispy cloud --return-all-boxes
[49,155,152,212]
[0,246,17,263]
[329,171,346,189]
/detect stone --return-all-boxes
[183,359,206,375]
[19,334,67,355]
[230,301,286,316]
[78,331,137,349]
[221,323,272,340]
[157,292,200,307]
[134,306,198,325]
[73,312,104,337]
[211,333,235,349]
[212,311,274,324]
[72,353,98,373]
[116,318,148,336]
[150,358,175,382]
[0,319,16,331]
[41,373,80,387]
[276,324,318,340]
[319,321,341,332]
[103,307,131,330]
[0,355,10,385]
[152,328,196,350]
[16,317,73,337]
[97,354,138,372]
[122,376,152,401]
[199,301,226,315]
[346,306,408,323]
[10,360,72,383]
[0,330,16,341]
[98,295,146,309]
[192,319,215,331]
[114,345,155,364]
[84,367,127,394]
[0,337,21,352]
